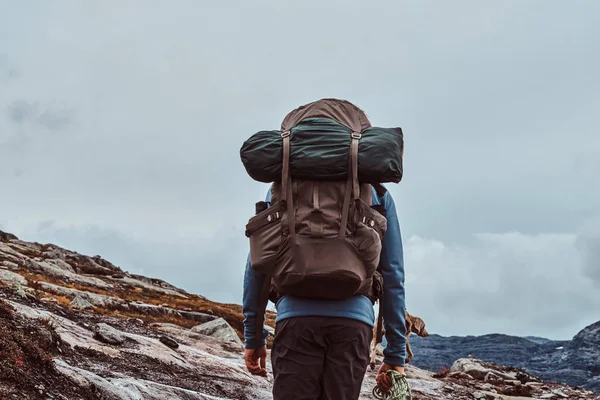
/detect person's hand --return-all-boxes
[376,362,405,392]
[244,345,268,377]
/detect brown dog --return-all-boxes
[369,310,428,370]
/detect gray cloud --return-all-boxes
[23,222,248,304]
[0,54,17,79]
[1,0,599,340]
[404,225,600,340]
[7,100,73,131]
[576,217,600,284]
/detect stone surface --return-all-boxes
[159,335,179,349]
[70,294,94,310]
[0,269,28,286]
[94,323,126,345]
[1,260,19,270]
[191,318,244,347]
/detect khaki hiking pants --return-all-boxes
[271,316,372,400]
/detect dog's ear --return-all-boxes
[405,317,413,334]
[414,317,429,336]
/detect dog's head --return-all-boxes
[406,311,429,337]
[411,316,428,337]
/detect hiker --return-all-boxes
[240,99,408,400]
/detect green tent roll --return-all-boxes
[240,118,404,184]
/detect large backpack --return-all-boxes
[241,99,403,339]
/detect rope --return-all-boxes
[372,370,413,400]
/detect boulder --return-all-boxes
[0,230,18,241]
[191,317,243,346]
[1,260,19,270]
[159,335,179,349]
[94,323,126,345]
[177,310,215,323]
[70,295,94,310]
[0,270,28,287]
[451,358,515,381]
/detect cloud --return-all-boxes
[404,223,600,340]
[0,54,19,80]
[576,217,600,284]
[21,222,249,305]
[0,0,599,341]
[7,100,73,131]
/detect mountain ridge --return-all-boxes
[394,321,600,392]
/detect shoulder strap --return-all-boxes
[373,183,387,198]
[374,297,384,345]
[255,130,293,343]
[373,182,387,347]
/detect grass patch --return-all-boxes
[17,270,276,342]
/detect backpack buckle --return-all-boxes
[351,132,362,140]
[281,130,290,138]
[362,216,376,228]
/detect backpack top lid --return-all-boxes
[281,98,372,132]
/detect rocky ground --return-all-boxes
[403,327,600,393]
[1,229,599,400]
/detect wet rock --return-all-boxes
[94,323,126,345]
[159,335,179,349]
[191,317,243,346]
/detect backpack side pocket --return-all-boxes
[245,201,284,274]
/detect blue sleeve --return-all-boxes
[380,191,408,366]
[242,188,271,349]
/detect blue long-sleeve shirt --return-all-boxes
[242,185,408,366]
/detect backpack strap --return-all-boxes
[339,132,362,237]
[254,130,293,344]
[373,183,388,199]
[374,295,384,345]
[372,182,387,348]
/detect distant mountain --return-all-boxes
[398,324,600,393]
[523,336,556,345]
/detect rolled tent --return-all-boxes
[240,118,403,184]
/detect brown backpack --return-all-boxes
[244,99,389,337]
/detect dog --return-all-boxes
[369,310,429,370]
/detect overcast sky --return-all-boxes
[1,1,599,341]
